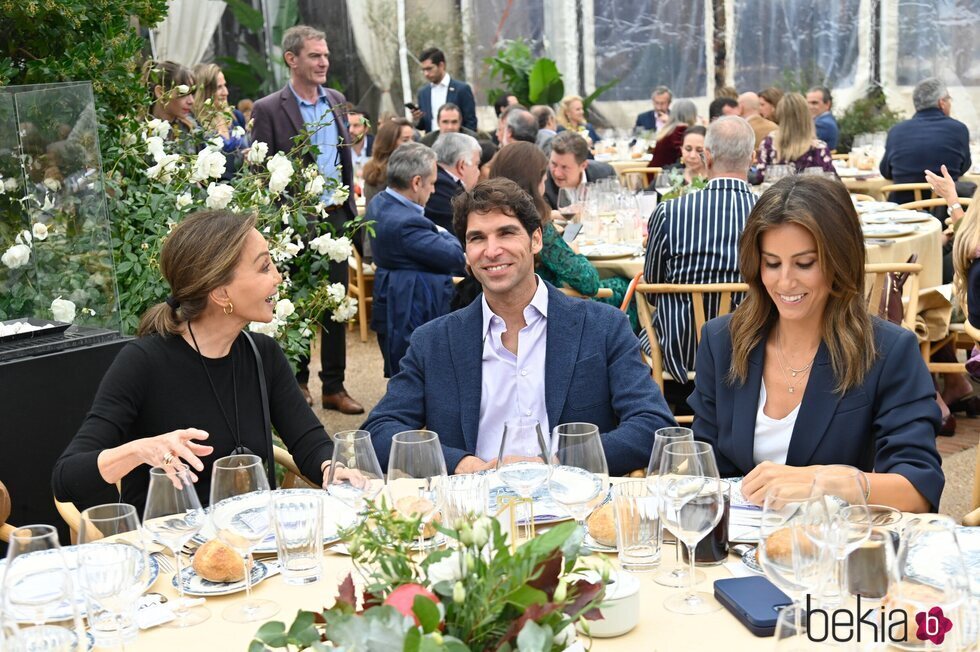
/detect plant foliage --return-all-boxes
[836,85,904,154]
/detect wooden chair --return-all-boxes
[559,286,613,299]
[897,197,972,212]
[55,498,83,544]
[632,281,749,424]
[832,153,849,161]
[879,183,932,203]
[864,262,922,334]
[966,320,980,521]
[617,166,661,191]
[274,445,318,489]
[0,479,12,543]
[347,248,374,343]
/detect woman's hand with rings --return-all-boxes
[143,428,212,485]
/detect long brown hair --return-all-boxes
[953,188,980,314]
[772,93,816,163]
[192,63,229,133]
[142,60,194,128]
[759,87,784,122]
[728,176,875,393]
[363,118,412,187]
[488,142,551,224]
[137,210,256,337]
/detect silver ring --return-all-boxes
[162,452,175,466]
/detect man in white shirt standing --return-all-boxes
[412,47,478,133]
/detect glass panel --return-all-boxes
[593,0,707,100]
[733,0,860,92]
[467,0,546,104]
[897,0,980,86]
[0,82,120,330]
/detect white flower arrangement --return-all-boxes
[205,183,234,209]
[308,233,352,263]
[246,141,269,165]
[1,243,31,269]
[190,147,227,183]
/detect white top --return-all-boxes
[429,74,451,122]
[752,380,800,466]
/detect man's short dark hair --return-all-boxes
[708,97,738,121]
[808,86,832,105]
[419,47,445,66]
[452,178,541,246]
[493,94,513,117]
[436,102,461,122]
[549,131,590,164]
[507,109,538,143]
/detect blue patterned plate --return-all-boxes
[172,559,269,596]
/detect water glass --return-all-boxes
[814,465,872,606]
[442,473,490,528]
[1,524,84,652]
[327,430,384,513]
[496,419,550,539]
[773,608,823,650]
[387,430,448,551]
[77,503,150,649]
[272,492,323,585]
[647,427,702,587]
[548,423,609,534]
[612,479,661,572]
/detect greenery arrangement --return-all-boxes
[660,168,707,201]
[486,41,565,109]
[250,501,607,652]
[835,85,903,153]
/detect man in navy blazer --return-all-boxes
[424,132,481,231]
[413,47,477,133]
[363,178,675,475]
[250,24,362,414]
[634,86,672,133]
[368,142,466,377]
[806,86,838,151]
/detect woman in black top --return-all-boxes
[52,210,340,509]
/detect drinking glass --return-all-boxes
[547,423,609,536]
[557,187,583,223]
[757,483,831,621]
[387,430,448,552]
[646,427,703,587]
[773,608,823,651]
[813,465,872,606]
[209,453,278,623]
[653,172,672,196]
[657,440,724,614]
[495,419,550,540]
[612,479,661,571]
[1,524,83,652]
[143,465,210,627]
[442,474,490,535]
[846,528,899,602]
[326,430,384,514]
[77,503,151,649]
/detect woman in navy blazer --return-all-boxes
[688,176,943,512]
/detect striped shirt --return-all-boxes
[642,177,757,380]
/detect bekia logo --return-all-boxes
[805,595,957,645]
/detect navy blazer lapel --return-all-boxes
[731,337,764,472]
[544,286,585,427]
[278,87,304,139]
[785,342,842,466]
[449,299,484,453]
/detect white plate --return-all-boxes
[488,474,572,526]
[578,243,640,260]
[835,167,861,178]
[855,200,899,213]
[173,559,270,596]
[861,210,933,224]
[583,533,617,553]
[0,546,159,623]
[191,488,357,553]
[905,527,980,598]
[862,224,917,238]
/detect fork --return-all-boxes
[150,551,176,574]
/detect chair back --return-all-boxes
[274,446,318,489]
[965,320,980,514]
[850,193,875,202]
[864,262,922,333]
[559,286,613,299]
[897,197,972,212]
[880,183,931,203]
[617,166,661,191]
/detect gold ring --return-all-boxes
[162,452,175,466]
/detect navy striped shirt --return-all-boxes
[642,177,757,380]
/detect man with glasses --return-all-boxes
[412,47,477,133]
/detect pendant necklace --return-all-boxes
[775,331,816,394]
[187,323,248,454]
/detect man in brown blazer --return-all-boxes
[251,25,363,414]
[738,92,777,150]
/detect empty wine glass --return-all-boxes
[495,419,551,540]
[326,430,384,514]
[647,427,703,587]
[210,453,278,623]
[658,440,724,614]
[653,172,672,196]
[1,524,84,651]
[387,430,448,552]
[77,503,151,649]
[813,465,872,606]
[547,423,609,537]
[143,465,210,627]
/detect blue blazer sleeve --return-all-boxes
[455,82,478,132]
[687,320,739,477]
[417,86,432,132]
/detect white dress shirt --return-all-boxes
[475,277,550,461]
[429,74,451,122]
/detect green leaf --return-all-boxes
[287,610,320,646]
[254,621,288,647]
[528,58,563,106]
[515,620,552,652]
[506,584,547,609]
[582,77,621,110]
[412,594,441,634]
[224,0,264,32]
[247,640,269,652]
[403,626,422,652]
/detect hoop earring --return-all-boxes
[223,301,234,315]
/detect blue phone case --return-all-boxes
[714,576,793,637]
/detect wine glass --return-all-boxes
[653,172,672,196]
[646,427,703,587]
[495,419,551,540]
[772,608,823,650]
[657,440,724,615]
[77,503,151,650]
[143,465,210,627]
[556,187,582,223]
[547,423,609,537]
[326,430,384,514]
[757,483,831,627]
[209,453,278,623]
[1,524,84,651]
[387,430,448,552]
[813,465,872,606]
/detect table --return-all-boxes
[842,175,891,200]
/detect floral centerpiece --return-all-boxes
[249,501,607,651]
[659,168,707,202]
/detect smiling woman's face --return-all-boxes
[759,222,830,328]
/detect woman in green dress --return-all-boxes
[489,142,635,327]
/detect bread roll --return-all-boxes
[587,503,617,547]
[758,526,818,565]
[192,539,249,582]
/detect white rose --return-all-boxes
[304,174,325,197]
[426,551,465,585]
[231,126,245,138]
[145,136,166,162]
[208,135,225,151]
[331,298,358,323]
[15,230,31,246]
[43,177,61,192]
[3,177,17,192]
[175,84,190,95]
[274,298,295,319]
[190,148,227,182]
[146,154,180,183]
[50,297,76,323]
[248,320,280,337]
[0,177,4,195]
[32,223,48,241]
[266,153,294,193]
[1,243,31,269]
[326,282,347,304]
[146,118,171,139]
[41,195,55,211]
[121,132,138,147]
[330,185,350,206]
[175,192,193,210]
[246,141,269,165]
[205,183,234,210]
[268,170,291,194]
[283,240,303,258]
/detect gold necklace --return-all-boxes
[775,331,816,394]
